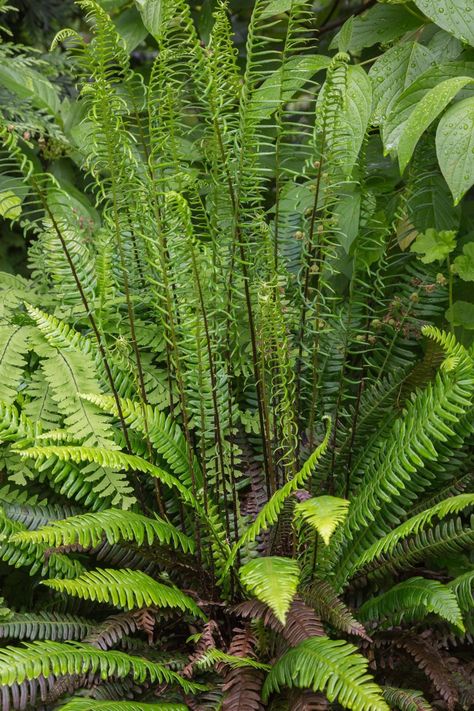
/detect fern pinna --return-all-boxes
[0,0,473,709]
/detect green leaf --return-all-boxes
[294,496,350,545]
[262,637,389,710]
[239,556,300,625]
[60,702,188,711]
[42,568,206,619]
[410,228,456,262]
[134,0,163,38]
[359,577,464,629]
[414,0,474,46]
[382,62,474,155]
[369,42,435,125]
[115,6,148,51]
[397,76,473,172]
[446,300,474,329]
[0,191,21,220]
[452,242,474,281]
[0,62,61,117]
[331,5,422,54]
[260,0,306,19]
[436,96,474,204]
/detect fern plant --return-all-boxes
[0,0,473,709]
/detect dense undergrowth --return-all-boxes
[0,0,473,709]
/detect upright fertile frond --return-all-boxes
[0,640,203,693]
[359,577,464,630]
[239,556,300,625]
[43,568,206,619]
[262,636,389,710]
[10,508,194,554]
[0,325,30,404]
[233,417,331,556]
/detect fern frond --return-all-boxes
[58,702,189,711]
[234,595,324,646]
[0,325,30,403]
[11,508,194,554]
[197,648,270,672]
[42,568,206,619]
[302,578,370,640]
[239,556,300,625]
[352,493,474,574]
[81,393,202,488]
[382,687,433,711]
[0,640,203,693]
[294,496,349,545]
[262,636,389,710]
[231,418,331,562]
[0,612,92,641]
[14,445,199,511]
[359,577,464,630]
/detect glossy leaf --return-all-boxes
[436,96,474,204]
[397,76,473,172]
[414,0,474,46]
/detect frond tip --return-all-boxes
[239,556,300,625]
[262,636,389,710]
[294,496,350,545]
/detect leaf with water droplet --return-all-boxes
[369,42,434,125]
[414,0,474,46]
[436,96,474,204]
[398,76,473,172]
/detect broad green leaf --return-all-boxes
[452,242,474,281]
[335,187,361,254]
[331,5,422,54]
[294,496,350,545]
[261,0,306,19]
[134,0,163,38]
[369,42,435,125]
[239,556,300,624]
[427,27,463,61]
[436,96,474,204]
[446,300,474,329]
[115,6,148,51]
[0,191,21,220]
[398,76,473,172]
[411,228,456,262]
[414,0,474,46]
[0,63,61,117]
[382,61,474,154]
